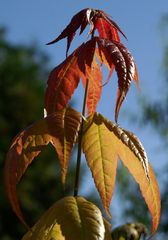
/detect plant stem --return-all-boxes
[74,79,89,197]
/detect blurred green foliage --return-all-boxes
[0,27,76,240]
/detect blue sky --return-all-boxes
[1,0,168,227]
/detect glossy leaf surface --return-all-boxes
[45,39,97,115]
[47,8,126,54]
[4,107,81,226]
[97,38,139,122]
[82,113,160,235]
[22,196,107,240]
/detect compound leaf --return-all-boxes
[82,113,160,235]
[47,8,126,55]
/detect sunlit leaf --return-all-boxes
[47,8,126,55]
[94,18,120,42]
[45,39,97,116]
[82,113,160,235]
[22,196,106,240]
[4,107,81,226]
[47,9,88,55]
[45,50,81,115]
[82,59,102,115]
[82,115,118,215]
[97,38,139,122]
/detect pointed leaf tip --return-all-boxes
[4,107,81,225]
[97,38,139,122]
[83,113,160,235]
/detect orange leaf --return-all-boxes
[45,50,81,115]
[116,129,160,236]
[82,59,102,116]
[45,39,97,115]
[4,107,81,226]
[82,113,160,235]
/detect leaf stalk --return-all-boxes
[74,79,89,196]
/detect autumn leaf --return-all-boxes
[82,113,160,235]
[94,17,120,42]
[82,114,119,215]
[22,196,108,240]
[45,39,97,115]
[97,38,139,122]
[47,9,88,56]
[45,49,81,115]
[4,107,81,227]
[47,8,126,55]
[81,59,102,115]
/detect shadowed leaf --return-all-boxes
[22,196,106,240]
[4,107,81,226]
[82,113,160,235]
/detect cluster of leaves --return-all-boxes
[4,8,161,239]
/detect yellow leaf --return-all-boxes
[22,196,106,240]
[82,115,118,216]
[82,113,160,235]
[4,107,81,227]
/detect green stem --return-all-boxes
[74,79,89,197]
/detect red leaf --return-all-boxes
[91,10,127,41]
[45,49,80,115]
[47,8,126,55]
[45,39,97,115]
[94,18,120,42]
[97,38,139,122]
[47,9,88,55]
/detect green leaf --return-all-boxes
[22,196,107,240]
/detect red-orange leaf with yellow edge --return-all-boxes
[82,113,160,236]
[4,107,81,227]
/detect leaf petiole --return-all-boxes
[74,79,89,196]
